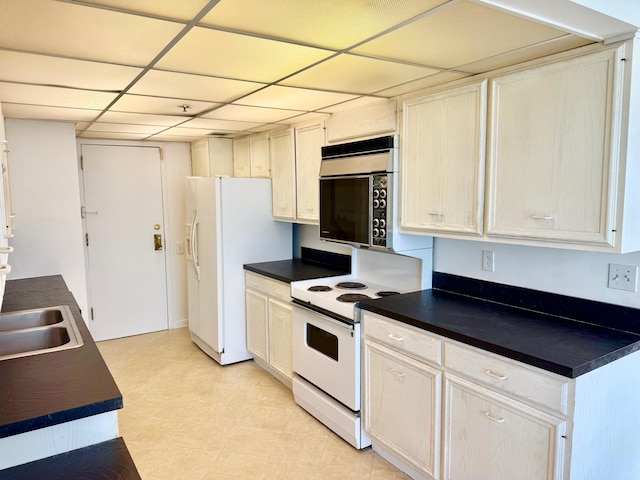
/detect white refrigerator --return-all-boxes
[185,176,292,365]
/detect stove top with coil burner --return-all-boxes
[291,274,408,321]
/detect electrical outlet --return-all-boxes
[608,263,638,292]
[482,250,494,272]
[176,242,185,255]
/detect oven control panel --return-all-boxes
[372,175,389,248]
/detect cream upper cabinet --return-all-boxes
[269,128,296,221]
[232,136,251,178]
[190,138,233,177]
[485,45,624,247]
[233,133,270,178]
[401,79,487,236]
[294,120,325,225]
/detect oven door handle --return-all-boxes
[291,298,356,328]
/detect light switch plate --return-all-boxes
[608,263,638,292]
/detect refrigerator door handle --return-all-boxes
[192,210,201,281]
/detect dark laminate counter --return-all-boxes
[357,278,640,378]
[0,437,140,480]
[0,275,122,438]
[244,247,351,284]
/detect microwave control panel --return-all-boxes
[372,175,390,248]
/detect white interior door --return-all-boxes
[81,144,168,341]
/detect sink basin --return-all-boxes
[0,307,65,332]
[0,306,83,361]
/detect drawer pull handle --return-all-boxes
[390,369,405,378]
[484,411,505,423]
[485,369,507,380]
[388,333,404,342]
[531,215,553,220]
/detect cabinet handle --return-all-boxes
[484,411,505,423]
[531,215,553,220]
[0,264,11,275]
[388,333,404,342]
[485,369,507,380]
[428,212,444,216]
[275,313,283,319]
[390,369,405,377]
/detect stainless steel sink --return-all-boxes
[0,306,83,361]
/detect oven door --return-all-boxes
[292,304,361,411]
[319,175,371,247]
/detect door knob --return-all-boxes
[154,234,163,251]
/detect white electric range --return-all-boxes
[290,273,415,449]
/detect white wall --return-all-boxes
[5,119,89,316]
[76,138,191,329]
[434,238,640,308]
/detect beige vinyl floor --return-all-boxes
[97,328,410,480]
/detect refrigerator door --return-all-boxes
[195,177,222,354]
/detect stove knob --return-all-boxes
[373,189,380,199]
[373,199,379,209]
[379,229,386,238]
[379,199,387,209]
[373,228,379,237]
[373,218,379,228]
[379,219,386,229]
[379,189,387,199]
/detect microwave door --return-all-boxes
[319,176,370,246]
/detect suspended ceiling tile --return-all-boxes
[0,51,142,91]
[201,104,303,123]
[98,111,189,127]
[161,126,236,137]
[352,0,572,70]
[78,0,211,22]
[78,131,151,140]
[238,85,357,111]
[86,122,168,135]
[146,133,203,143]
[200,0,449,50]
[374,71,472,97]
[0,103,102,122]
[111,94,219,116]
[0,0,183,65]
[281,53,442,95]
[0,82,117,109]
[155,27,333,83]
[128,70,264,103]
[457,35,595,74]
[180,117,263,131]
[321,97,392,114]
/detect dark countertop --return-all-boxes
[0,437,140,480]
[357,287,640,378]
[244,258,350,283]
[0,275,122,438]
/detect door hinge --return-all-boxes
[80,155,84,170]
[90,307,94,320]
[85,233,89,246]
[159,148,164,160]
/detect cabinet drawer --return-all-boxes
[444,342,569,415]
[245,272,291,301]
[363,313,442,366]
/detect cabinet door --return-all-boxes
[486,46,623,246]
[233,137,251,178]
[401,80,487,236]
[250,133,270,178]
[443,374,565,480]
[245,289,268,363]
[363,340,441,479]
[294,121,325,224]
[268,298,293,381]
[270,129,296,220]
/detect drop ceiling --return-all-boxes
[0,0,635,142]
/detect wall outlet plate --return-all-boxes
[608,263,638,292]
[482,250,494,272]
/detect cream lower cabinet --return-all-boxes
[443,373,566,480]
[245,272,293,386]
[363,339,442,480]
